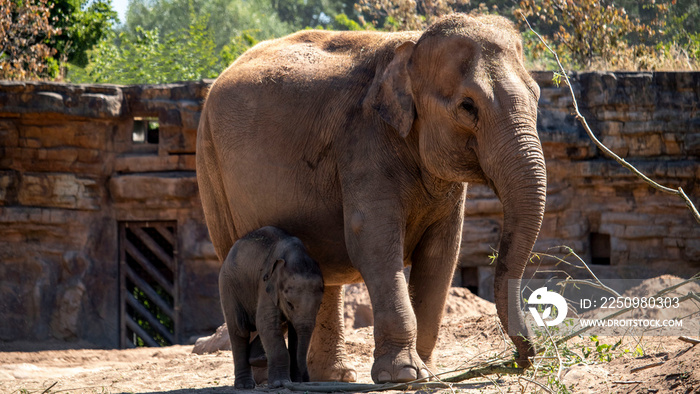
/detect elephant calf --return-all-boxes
[219,226,325,389]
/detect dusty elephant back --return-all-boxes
[197,29,420,278]
[216,29,420,91]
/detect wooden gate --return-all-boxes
[119,221,180,348]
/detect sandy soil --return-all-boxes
[1,284,699,393]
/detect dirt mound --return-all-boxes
[344,283,374,329]
[443,286,497,316]
[344,284,496,330]
[623,274,700,299]
[647,343,700,392]
[581,275,700,324]
[622,275,700,321]
[562,275,700,393]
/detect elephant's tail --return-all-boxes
[196,100,239,263]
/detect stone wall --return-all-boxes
[1,72,698,346]
[0,81,219,346]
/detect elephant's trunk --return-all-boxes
[295,326,314,382]
[481,119,547,368]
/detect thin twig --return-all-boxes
[520,14,700,224]
[613,380,643,384]
[552,248,622,297]
[678,336,700,345]
[630,361,665,373]
[283,362,523,392]
[558,278,621,297]
[41,382,58,394]
[284,380,486,393]
[421,361,456,394]
[540,324,564,383]
[51,386,108,394]
[442,364,524,383]
[518,376,555,394]
[482,373,506,394]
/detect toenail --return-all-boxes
[344,370,358,382]
[397,367,417,382]
[377,371,391,383]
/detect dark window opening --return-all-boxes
[460,267,479,295]
[133,117,159,144]
[590,232,611,265]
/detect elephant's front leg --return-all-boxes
[229,330,256,389]
[307,285,357,382]
[409,192,466,370]
[256,305,290,388]
[344,206,429,383]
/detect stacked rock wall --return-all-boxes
[0,81,219,346]
[0,71,698,345]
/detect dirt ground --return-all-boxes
[2,283,699,393]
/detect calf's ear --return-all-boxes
[264,259,286,305]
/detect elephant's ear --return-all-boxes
[264,259,285,306]
[371,41,416,138]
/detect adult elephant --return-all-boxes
[197,14,546,383]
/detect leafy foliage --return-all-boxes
[355,0,471,31]
[123,0,292,51]
[69,10,248,84]
[272,0,353,29]
[331,12,368,30]
[49,0,117,68]
[0,0,61,79]
[518,0,698,70]
[9,0,700,82]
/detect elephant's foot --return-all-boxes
[267,367,291,388]
[268,378,291,389]
[371,346,429,383]
[307,352,357,382]
[234,369,256,389]
[233,377,255,390]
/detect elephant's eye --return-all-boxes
[286,301,294,311]
[461,98,478,121]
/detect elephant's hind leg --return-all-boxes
[307,285,358,382]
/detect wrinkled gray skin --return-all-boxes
[219,226,324,389]
[199,13,546,383]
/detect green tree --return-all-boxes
[69,10,245,84]
[517,0,674,70]
[660,0,700,59]
[49,0,117,68]
[123,0,291,51]
[0,0,61,79]
[272,0,355,28]
[355,0,473,31]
